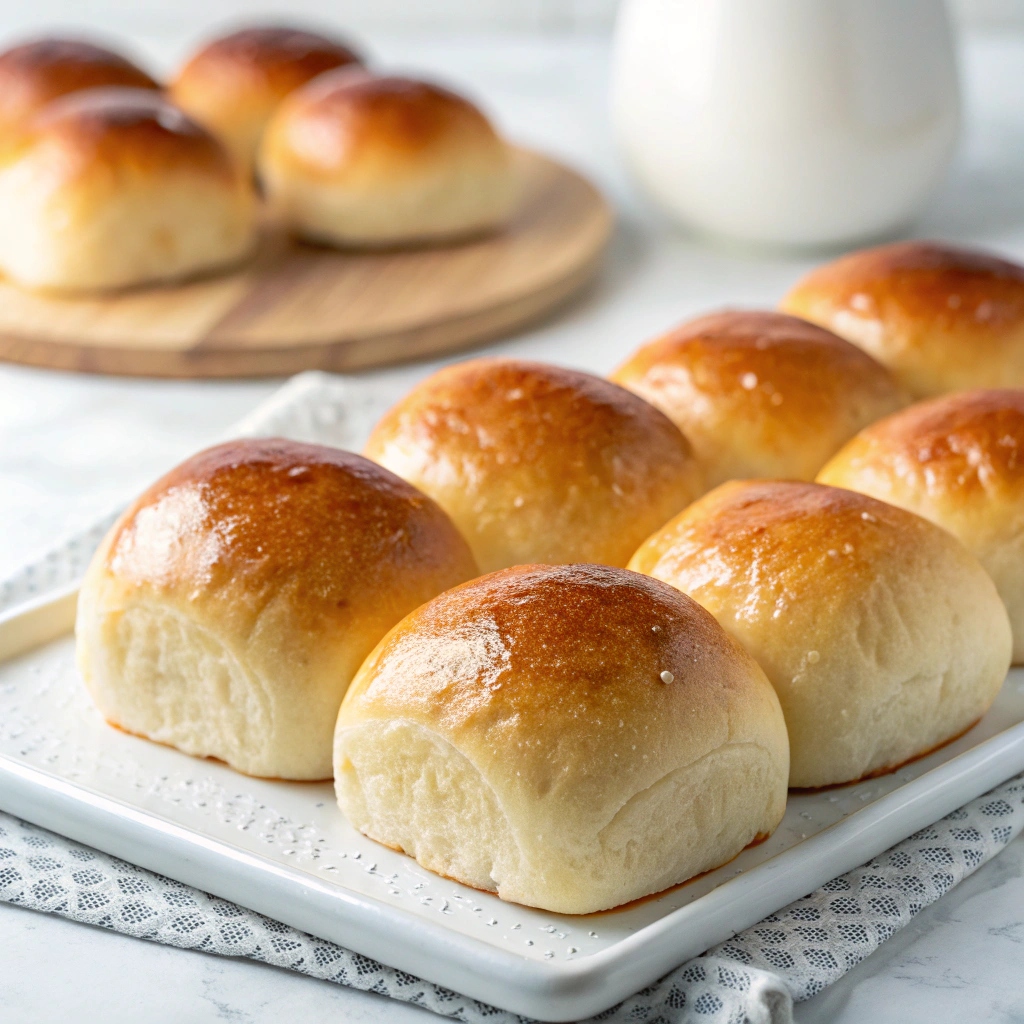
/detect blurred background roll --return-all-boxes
[169,25,363,172]
[0,88,256,291]
[259,69,520,247]
[0,36,158,140]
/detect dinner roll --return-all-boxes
[259,69,520,247]
[610,310,906,488]
[169,26,362,172]
[819,389,1024,664]
[0,88,257,290]
[364,358,703,573]
[76,438,477,780]
[0,37,158,140]
[629,480,1011,788]
[781,240,1024,398]
[335,563,788,914]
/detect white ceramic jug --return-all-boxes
[611,0,961,250]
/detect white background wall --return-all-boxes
[0,0,1018,44]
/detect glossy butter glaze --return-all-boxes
[365,358,702,571]
[782,241,1024,397]
[104,437,477,642]
[611,310,906,486]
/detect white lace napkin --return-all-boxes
[3,370,1023,1024]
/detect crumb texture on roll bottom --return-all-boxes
[0,88,257,291]
[169,26,362,170]
[75,438,477,780]
[0,37,158,137]
[781,240,1024,398]
[364,358,703,573]
[818,388,1024,664]
[610,310,906,488]
[259,70,520,246]
[629,480,1012,788]
[334,564,788,914]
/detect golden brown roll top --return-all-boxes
[335,563,789,913]
[260,69,520,246]
[611,310,906,488]
[0,36,158,139]
[16,87,232,176]
[364,358,703,572]
[0,87,256,290]
[169,25,362,172]
[76,438,477,780]
[819,388,1024,663]
[781,241,1024,398]
[630,480,1011,788]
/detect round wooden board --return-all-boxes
[0,149,611,378]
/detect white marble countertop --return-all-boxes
[3,29,1024,1024]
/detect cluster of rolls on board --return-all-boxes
[75,236,1024,914]
[0,26,521,292]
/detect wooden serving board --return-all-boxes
[0,149,611,378]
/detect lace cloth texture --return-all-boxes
[2,371,1024,1024]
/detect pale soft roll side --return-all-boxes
[76,438,477,780]
[629,480,1012,788]
[335,563,789,914]
[780,240,1024,398]
[818,388,1024,664]
[259,69,520,247]
[0,88,256,291]
[610,309,907,488]
[364,357,704,573]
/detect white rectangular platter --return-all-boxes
[2,585,1024,1020]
